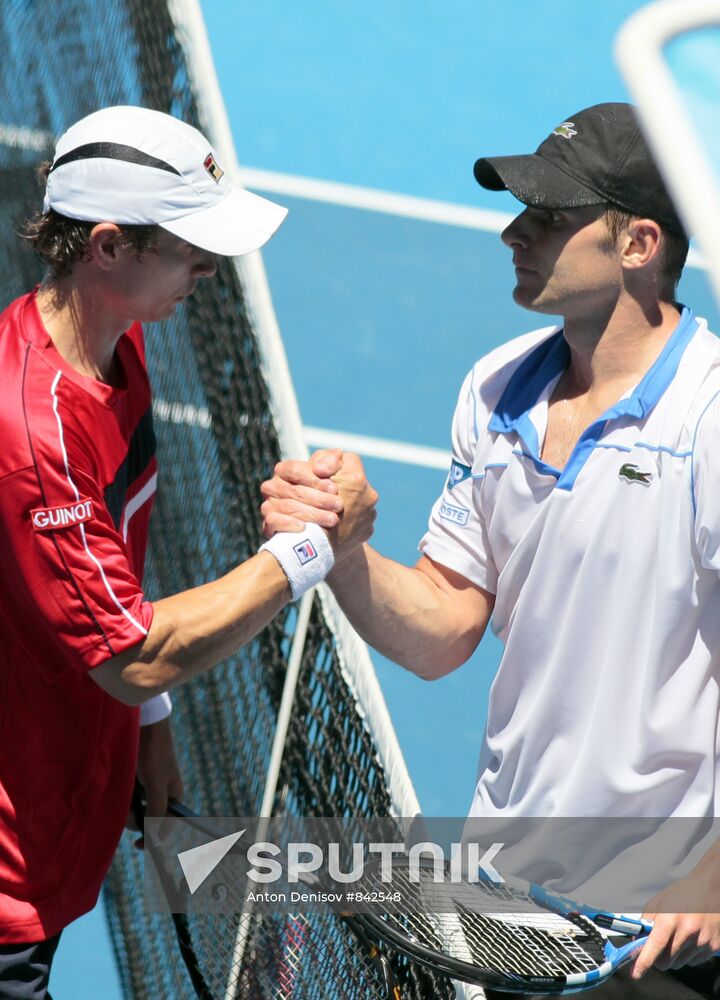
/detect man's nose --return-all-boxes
[501,208,534,248]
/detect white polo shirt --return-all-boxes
[421,307,720,821]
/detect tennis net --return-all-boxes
[0,0,458,996]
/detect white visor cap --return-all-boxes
[44,106,287,256]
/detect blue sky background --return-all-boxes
[51,1,720,995]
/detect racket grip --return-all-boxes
[131,779,147,829]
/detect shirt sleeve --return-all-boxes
[692,391,720,573]
[419,365,498,593]
[0,462,154,678]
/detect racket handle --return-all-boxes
[131,779,147,828]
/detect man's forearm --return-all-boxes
[95,452,379,705]
[327,546,493,679]
[92,552,290,703]
[256,448,492,677]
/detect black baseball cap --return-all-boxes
[474,102,684,233]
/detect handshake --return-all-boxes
[260,449,378,567]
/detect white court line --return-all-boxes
[304,425,449,470]
[152,401,446,470]
[241,166,516,232]
[242,166,706,270]
[153,397,212,428]
[0,123,52,151]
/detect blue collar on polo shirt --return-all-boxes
[488,306,699,490]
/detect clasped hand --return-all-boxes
[260,449,378,562]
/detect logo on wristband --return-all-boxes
[293,538,318,565]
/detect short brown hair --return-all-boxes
[22,161,160,277]
[603,205,689,301]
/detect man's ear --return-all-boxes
[621,218,663,276]
[87,223,124,271]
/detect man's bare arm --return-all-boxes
[91,552,291,704]
[328,547,494,678]
[262,451,494,678]
[92,453,378,704]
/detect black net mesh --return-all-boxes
[0,0,456,996]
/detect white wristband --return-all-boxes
[139,692,172,726]
[259,522,335,601]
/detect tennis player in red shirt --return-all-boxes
[0,105,376,998]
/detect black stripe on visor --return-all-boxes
[49,141,181,175]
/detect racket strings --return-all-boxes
[456,903,606,977]
[274,913,309,996]
[359,863,608,981]
[565,910,609,952]
[372,899,604,979]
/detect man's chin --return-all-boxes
[144,302,180,323]
[512,286,554,313]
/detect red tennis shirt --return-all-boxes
[0,291,157,943]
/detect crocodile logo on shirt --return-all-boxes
[618,463,653,485]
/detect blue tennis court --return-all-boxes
[50,0,720,994]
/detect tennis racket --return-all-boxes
[350,856,655,995]
[132,786,214,999]
[133,789,402,1000]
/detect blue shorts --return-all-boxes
[0,934,61,1000]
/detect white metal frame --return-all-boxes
[616,0,720,304]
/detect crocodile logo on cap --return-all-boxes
[552,121,577,139]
